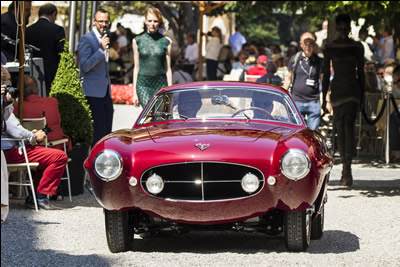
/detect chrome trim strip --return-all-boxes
[201,162,204,201]
[162,180,261,183]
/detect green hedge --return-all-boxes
[49,41,93,145]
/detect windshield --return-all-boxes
[137,86,302,126]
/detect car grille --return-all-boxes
[141,162,264,201]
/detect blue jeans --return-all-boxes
[295,100,321,131]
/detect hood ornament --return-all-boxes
[195,143,211,151]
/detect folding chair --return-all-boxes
[244,74,261,82]
[22,117,72,202]
[5,137,39,211]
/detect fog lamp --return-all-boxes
[146,174,164,194]
[241,173,259,193]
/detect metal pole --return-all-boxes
[198,7,204,81]
[385,90,391,164]
[90,1,97,29]
[18,1,26,122]
[68,1,78,53]
[80,1,88,39]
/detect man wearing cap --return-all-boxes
[283,32,324,131]
[246,55,268,76]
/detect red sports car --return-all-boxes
[84,81,333,253]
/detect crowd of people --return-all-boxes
[1,2,399,222]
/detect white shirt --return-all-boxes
[184,42,198,64]
[360,40,373,62]
[206,37,223,61]
[172,70,193,84]
[117,35,128,48]
[381,35,394,64]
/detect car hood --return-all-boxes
[146,121,297,143]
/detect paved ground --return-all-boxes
[1,161,399,266]
[112,104,142,131]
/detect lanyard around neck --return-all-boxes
[299,58,312,78]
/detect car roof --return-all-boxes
[157,81,287,95]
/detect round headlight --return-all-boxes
[146,174,164,195]
[94,150,123,181]
[280,149,311,181]
[241,173,260,193]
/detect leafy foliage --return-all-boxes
[221,1,400,53]
[49,41,93,145]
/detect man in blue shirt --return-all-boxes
[229,25,246,58]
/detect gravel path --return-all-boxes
[1,163,399,267]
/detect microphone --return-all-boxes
[102,29,111,50]
[1,33,40,51]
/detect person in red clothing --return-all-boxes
[246,55,268,76]
[2,72,67,210]
[13,75,72,151]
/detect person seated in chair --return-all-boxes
[177,91,202,118]
[13,75,72,151]
[1,71,68,210]
[246,55,268,76]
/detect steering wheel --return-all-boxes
[231,107,273,120]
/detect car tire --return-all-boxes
[104,209,134,253]
[311,205,324,240]
[284,210,311,252]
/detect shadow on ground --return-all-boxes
[128,230,359,254]
[328,180,400,197]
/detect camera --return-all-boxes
[42,124,53,135]
[4,82,19,99]
[201,31,212,37]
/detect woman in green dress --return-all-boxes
[132,7,172,108]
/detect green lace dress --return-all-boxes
[135,31,170,107]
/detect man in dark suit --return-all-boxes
[1,1,32,62]
[77,8,113,146]
[26,3,65,96]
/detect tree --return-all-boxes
[222,1,400,58]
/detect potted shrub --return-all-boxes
[49,40,93,195]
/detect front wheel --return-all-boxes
[284,210,311,252]
[311,205,324,240]
[104,209,134,253]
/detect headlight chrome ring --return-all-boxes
[280,149,311,181]
[93,149,123,181]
